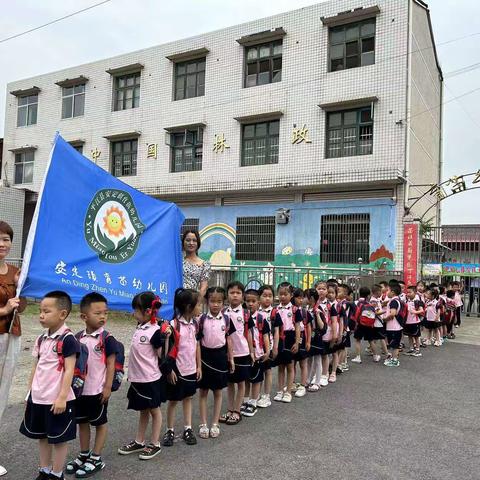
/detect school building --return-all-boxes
[2,0,442,277]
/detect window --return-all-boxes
[170,128,203,173]
[114,73,140,111]
[62,85,85,118]
[72,145,83,154]
[235,216,275,262]
[329,19,375,71]
[17,95,38,127]
[320,213,370,264]
[174,58,205,100]
[14,151,34,184]
[241,120,279,166]
[182,218,200,235]
[245,40,282,87]
[326,107,373,158]
[111,139,137,177]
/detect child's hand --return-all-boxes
[291,343,299,354]
[272,347,278,359]
[229,359,235,373]
[196,367,202,381]
[250,353,255,365]
[51,397,66,415]
[100,386,112,404]
[168,371,177,385]
[261,353,269,363]
[306,342,311,352]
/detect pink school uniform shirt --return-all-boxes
[31,324,78,405]
[200,311,235,349]
[250,311,270,360]
[406,300,421,324]
[128,322,162,383]
[171,317,198,377]
[425,299,439,322]
[224,306,250,357]
[454,291,463,307]
[386,297,403,331]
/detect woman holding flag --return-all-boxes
[0,221,26,477]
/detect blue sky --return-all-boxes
[1,0,479,223]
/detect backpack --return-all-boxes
[167,318,199,361]
[355,301,377,328]
[76,330,125,393]
[251,312,266,352]
[395,299,409,327]
[271,305,298,341]
[38,330,89,398]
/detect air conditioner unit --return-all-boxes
[276,208,290,224]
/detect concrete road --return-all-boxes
[2,322,480,480]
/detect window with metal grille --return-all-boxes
[62,85,85,118]
[70,144,83,154]
[111,139,137,177]
[245,40,282,87]
[14,151,34,184]
[326,107,373,158]
[329,19,375,72]
[320,213,370,264]
[181,218,200,235]
[113,72,141,111]
[241,120,279,166]
[235,216,275,262]
[174,58,205,100]
[170,128,203,172]
[17,94,38,127]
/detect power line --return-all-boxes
[444,61,480,79]
[0,0,113,44]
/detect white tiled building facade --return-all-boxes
[2,0,442,274]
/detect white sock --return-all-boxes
[51,471,63,479]
[40,467,51,474]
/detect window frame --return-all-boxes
[174,58,206,101]
[320,213,370,264]
[61,84,85,119]
[14,150,34,184]
[169,127,203,173]
[241,119,280,167]
[181,218,200,235]
[17,94,38,127]
[113,72,141,111]
[326,106,373,159]
[328,18,376,72]
[244,40,283,88]
[110,138,138,177]
[235,216,276,262]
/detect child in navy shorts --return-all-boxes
[20,291,79,480]
[66,293,118,478]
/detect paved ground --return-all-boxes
[1,316,480,480]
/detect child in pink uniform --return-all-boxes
[163,288,202,447]
[118,292,166,460]
[451,281,463,327]
[20,291,79,480]
[424,289,441,346]
[403,286,424,356]
[66,293,117,477]
[197,287,235,439]
[384,284,403,367]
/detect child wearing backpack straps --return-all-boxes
[118,292,167,460]
[65,293,119,478]
[243,289,271,417]
[197,287,235,439]
[20,291,80,480]
[163,288,202,448]
[384,283,404,367]
[220,282,254,425]
[403,286,424,356]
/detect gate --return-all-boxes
[421,225,480,316]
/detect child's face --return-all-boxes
[387,287,394,298]
[337,287,347,300]
[452,284,460,292]
[327,288,336,301]
[278,287,292,305]
[133,307,147,323]
[417,283,425,293]
[208,292,224,316]
[228,286,244,307]
[293,295,303,307]
[381,284,388,293]
[245,293,259,312]
[39,298,68,331]
[307,296,316,307]
[0,233,12,260]
[425,290,433,300]
[316,284,327,299]
[259,289,274,308]
[81,302,108,332]
[407,289,416,300]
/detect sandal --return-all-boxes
[75,457,105,478]
[198,424,209,439]
[219,411,232,424]
[66,452,90,474]
[226,411,242,425]
[210,424,220,438]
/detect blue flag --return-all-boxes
[19,134,184,317]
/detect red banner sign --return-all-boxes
[403,223,419,286]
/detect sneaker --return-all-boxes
[385,359,400,367]
[0,466,6,478]
[182,428,197,446]
[240,402,248,413]
[413,350,422,357]
[242,404,257,417]
[383,356,392,366]
[257,394,271,408]
[138,444,161,461]
[373,354,381,362]
[351,355,362,364]
[48,474,65,480]
[335,367,343,375]
[118,440,145,455]
[307,384,320,392]
[273,391,284,402]
[291,383,299,393]
[281,392,292,403]
[295,385,307,398]
[162,430,175,447]
[455,324,459,328]
[404,348,416,356]
[210,424,220,438]
[341,362,349,371]
[434,341,441,347]
[198,424,209,439]
[319,375,329,387]
[365,346,373,356]
[35,472,50,480]
[424,339,432,346]
[328,373,336,383]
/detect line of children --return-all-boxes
[22,278,462,478]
